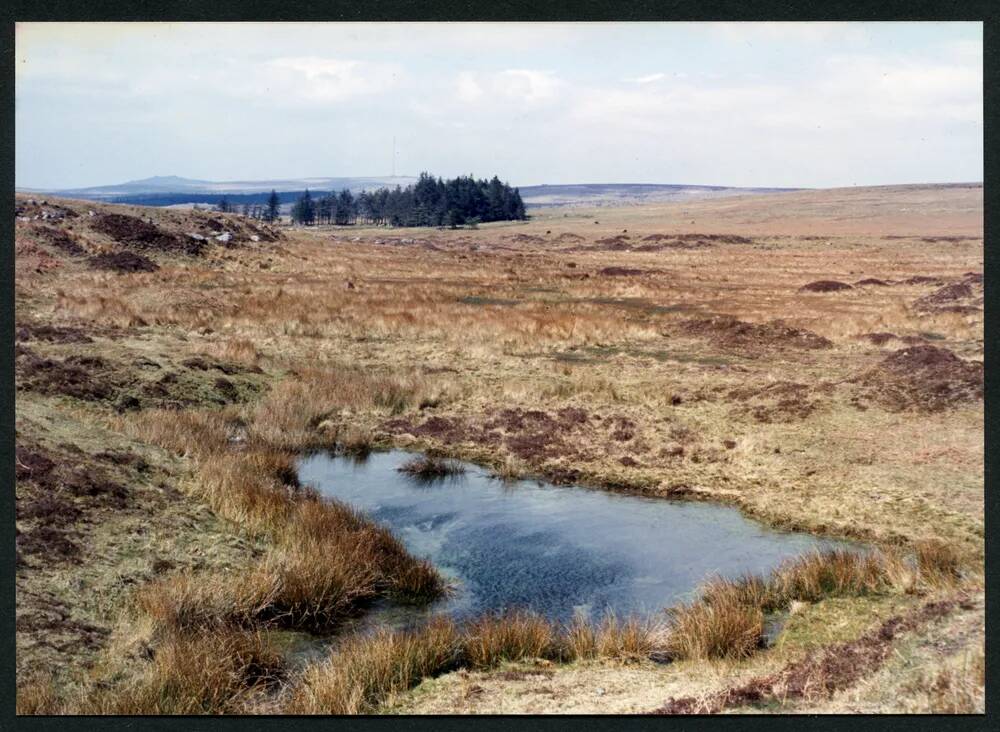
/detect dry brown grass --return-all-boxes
[663,547,961,662]
[290,609,668,714]
[109,364,448,639]
[461,611,556,669]
[248,366,443,451]
[914,539,963,587]
[76,629,284,715]
[398,455,465,479]
[770,550,889,606]
[915,651,985,713]
[15,189,982,715]
[666,595,764,661]
[289,617,461,714]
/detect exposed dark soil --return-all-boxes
[913,282,975,311]
[16,323,93,344]
[643,233,753,245]
[654,599,959,714]
[88,251,160,273]
[679,316,832,353]
[34,225,86,257]
[181,356,261,376]
[15,442,132,567]
[597,267,654,277]
[799,280,853,293]
[728,381,820,423]
[552,233,585,244]
[855,278,889,287]
[92,213,205,256]
[382,406,638,480]
[852,345,983,412]
[858,332,898,346]
[15,348,120,402]
[898,275,945,286]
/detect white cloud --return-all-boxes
[455,72,484,103]
[626,73,666,84]
[253,57,400,104]
[491,69,561,104]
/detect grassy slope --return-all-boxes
[13,185,983,713]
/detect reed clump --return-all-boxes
[663,546,958,662]
[398,455,465,479]
[289,617,461,714]
[74,629,284,715]
[666,595,764,661]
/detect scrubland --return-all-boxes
[14,183,983,713]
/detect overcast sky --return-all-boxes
[15,22,983,189]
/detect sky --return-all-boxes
[15,22,983,190]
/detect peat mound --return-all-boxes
[728,381,820,423]
[799,280,853,293]
[33,225,86,257]
[858,332,898,346]
[598,266,654,277]
[852,345,983,412]
[88,251,160,273]
[679,316,832,353]
[92,213,205,256]
[16,323,93,344]
[855,278,890,287]
[913,282,975,311]
[898,275,944,286]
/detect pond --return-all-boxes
[298,450,855,626]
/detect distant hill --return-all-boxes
[17,176,801,209]
[18,175,421,207]
[517,183,801,208]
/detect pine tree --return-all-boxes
[266,190,280,222]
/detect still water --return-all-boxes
[298,450,853,624]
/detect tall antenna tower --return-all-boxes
[392,136,396,177]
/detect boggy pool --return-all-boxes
[298,450,855,625]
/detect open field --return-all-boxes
[14,183,983,713]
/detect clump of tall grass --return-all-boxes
[289,608,669,714]
[398,455,465,479]
[662,546,961,662]
[769,549,888,607]
[16,674,64,715]
[248,366,443,451]
[289,617,461,714]
[559,613,662,661]
[461,610,555,668]
[666,594,764,661]
[141,516,444,634]
[914,539,962,586]
[73,629,284,715]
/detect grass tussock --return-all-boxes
[248,367,444,451]
[667,595,764,661]
[461,611,555,669]
[74,629,284,715]
[289,617,461,714]
[16,674,63,715]
[398,455,465,479]
[914,539,962,587]
[140,499,445,633]
[664,548,944,661]
[769,549,888,607]
[560,613,662,661]
[290,609,667,714]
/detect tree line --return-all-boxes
[263,173,527,227]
